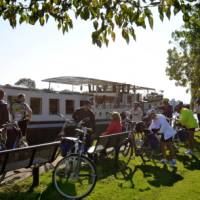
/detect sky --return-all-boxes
[0,10,191,103]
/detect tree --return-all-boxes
[0,0,199,47]
[166,6,200,103]
[15,78,36,89]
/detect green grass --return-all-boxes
[1,132,200,200]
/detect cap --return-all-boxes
[147,108,156,116]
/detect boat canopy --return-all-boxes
[42,76,155,92]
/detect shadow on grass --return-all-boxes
[96,157,120,179]
[0,182,68,200]
[37,183,66,200]
[136,164,183,187]
[114,166,136,188]
[112,161,183,189]
[176,154,200,170]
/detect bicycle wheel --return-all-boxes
[116,139,134,169]
[53,153,97,199]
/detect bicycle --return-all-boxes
[52,118,97,200]
[0,121,28,149]
[115,119,135,169]
[124,120,162,163]
[0,121,29,183]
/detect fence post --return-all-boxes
[32,165,39,186]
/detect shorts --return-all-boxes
[160,135,173,142]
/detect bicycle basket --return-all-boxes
[62,120,77,137]
[60,138,74,157]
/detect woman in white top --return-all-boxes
[148,109,176,166]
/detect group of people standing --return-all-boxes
[72,97,199,167]
[0,88,32,146]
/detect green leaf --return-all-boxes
[45,13,49,22]
[122,29,129,44]
[106,9,113,19]
[183,14,190,22]
[19,15,26,24]
[57,22,62,30]
[147,15,153,29]
[129,27,136,40]
[93,20,98,30]
[96,40,102,47]
[166,6,171,20]
[158,5,164,21]
[39,17,45,26]
[120,3,128,12]
[111,31,115,42]
[173,0,181,15]
[80,7,90,20]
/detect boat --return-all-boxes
[0,76,164,144]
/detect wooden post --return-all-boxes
[32,165,39,186]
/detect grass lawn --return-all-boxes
[0,132,200,200]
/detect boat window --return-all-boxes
[30,97,42,115]
[65,100,74,114]
[49,99,59,115]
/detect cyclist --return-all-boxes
[0,88,9,127]
[10,93,32,142]
[0,88,9,150]
[175,102,198,154]
[148,109,176,166]
[72,100,95,149]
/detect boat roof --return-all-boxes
[42,76,155,91]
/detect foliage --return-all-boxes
[166,5,200,101]
[15,78,36,89]
[0,0,200,47]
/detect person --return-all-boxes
[194,99,200,127]
[129,102,143,123]
[148,109,176,166]
[120,111,131,131]
[0,88,9,127]
[159,98,173,123]
[175,101,198,154]
[10,93,32,141]
[0,88,10,150]
[72,100,95,132]
[72,100,95,148]
[101,112,122,136]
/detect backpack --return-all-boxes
[11,102,27,121]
